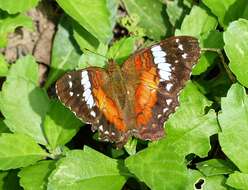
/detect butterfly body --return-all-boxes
[56,36,201,147]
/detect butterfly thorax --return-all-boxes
[106,60,136,129]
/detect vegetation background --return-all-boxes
[0,0,247,189]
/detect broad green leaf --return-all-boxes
[166,0,185,27]
[126,82,219,190]
[203,0,248,28]
[0,55,49,145]
[196,159,235,176]
[107,37,137,64]
[0,119,10,133]
[219,84,248,173]
[0,54,8,76]
[55,0,117,43]
[19,160,56,190]
[0,13,33,47]
[48,147,128,190]
[123,0,171,40]
[0,133,47,170]
[44,100,81,150]
[193,30,224,75]
[226,172,248,189]
[0,170,22,190]
[186,170,228,190]
[45,16,81,89]
[72,21,100,52]
[175,5,218,75]
[224,19,248,88]
[175,5,217,38]
[0,0,40,14]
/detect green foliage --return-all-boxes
[47,147,128,190]
[0,0,247,189]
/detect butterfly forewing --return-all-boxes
[122,36,200,140]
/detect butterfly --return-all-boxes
[56,36,201,147]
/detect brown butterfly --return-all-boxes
[56,36,200,147]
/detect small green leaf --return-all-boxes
[166,0,185,27]
[0,133,47,170]
[175,5,217,38]
[107,37,137,64]
[123,0,171,40]
[0,0,40,14]
[19,160,56,190]
[55,0,117,43]
[45,16,81,89]
[48,147,128,190]
[44,100,82,150]
[219,83,248,173]
[126,82,219,190]
[0,55,49,145]
[0,54,9,76]
[0,170,22,190]
[224,19,248,88]
[203,0,248,28]
[0,13,33,47]
[226,172,248,189]
[196,159,235,176]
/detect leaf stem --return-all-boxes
[201,48,236,83]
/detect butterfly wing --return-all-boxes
[56,67,129,145]
[122,36,200,140]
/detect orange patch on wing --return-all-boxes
[93,87,126,132]
[135,67,160,127]
[134,55,142,71]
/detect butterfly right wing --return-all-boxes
[55,68,129,144]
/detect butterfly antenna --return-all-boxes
[84,48,108,59]
[201,48,236,83]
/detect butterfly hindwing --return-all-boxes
[56,67,129,144]
[122,36,200,140]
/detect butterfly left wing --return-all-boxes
[122,36,200,141]
[56,68,129,145]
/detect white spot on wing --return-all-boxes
[111,132,115,136]
[68,81,72,88]
[178,44,183,50]
[152,51,166,58]
[90,110,96,117]
[151,45,162,52]
[157,63,171,72]
[83,88,91,99]
[163,107,168,113]
[154,57,166,64]
[159,70,170,80]
[69,92,73,96]
[166,99,173,105]
[99,125,103,131]
[182,53,187,59]
[166,83,173,91]
[87,95,94,108]
[157,114,162,119]
[175,60,179,63]
[176,38,179,43]
[104,131,109,135]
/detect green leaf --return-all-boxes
[196,159,235,176]
[226,172,248,189]
[0,54,9,76]
[107,37,137,64]
[0,170,22,190]
[166,0,185,27]
[48,147,127,190]
[0,0,40,14]
[223,19,248,88]
[0,13,33,47]
[186,170,228,190]
[72,20,100,52]
[203,0,248,28]
[0,133,47,170]
[44,100,81,150]
[219,83,248,173]
[45,16,81,89]
[123,0,171,40]
[0,118,10,133]
[19,160,56,190]
[175,5,217,38]
[55,0,117,43]
[125,82,219,190]
[0,55,49,145]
